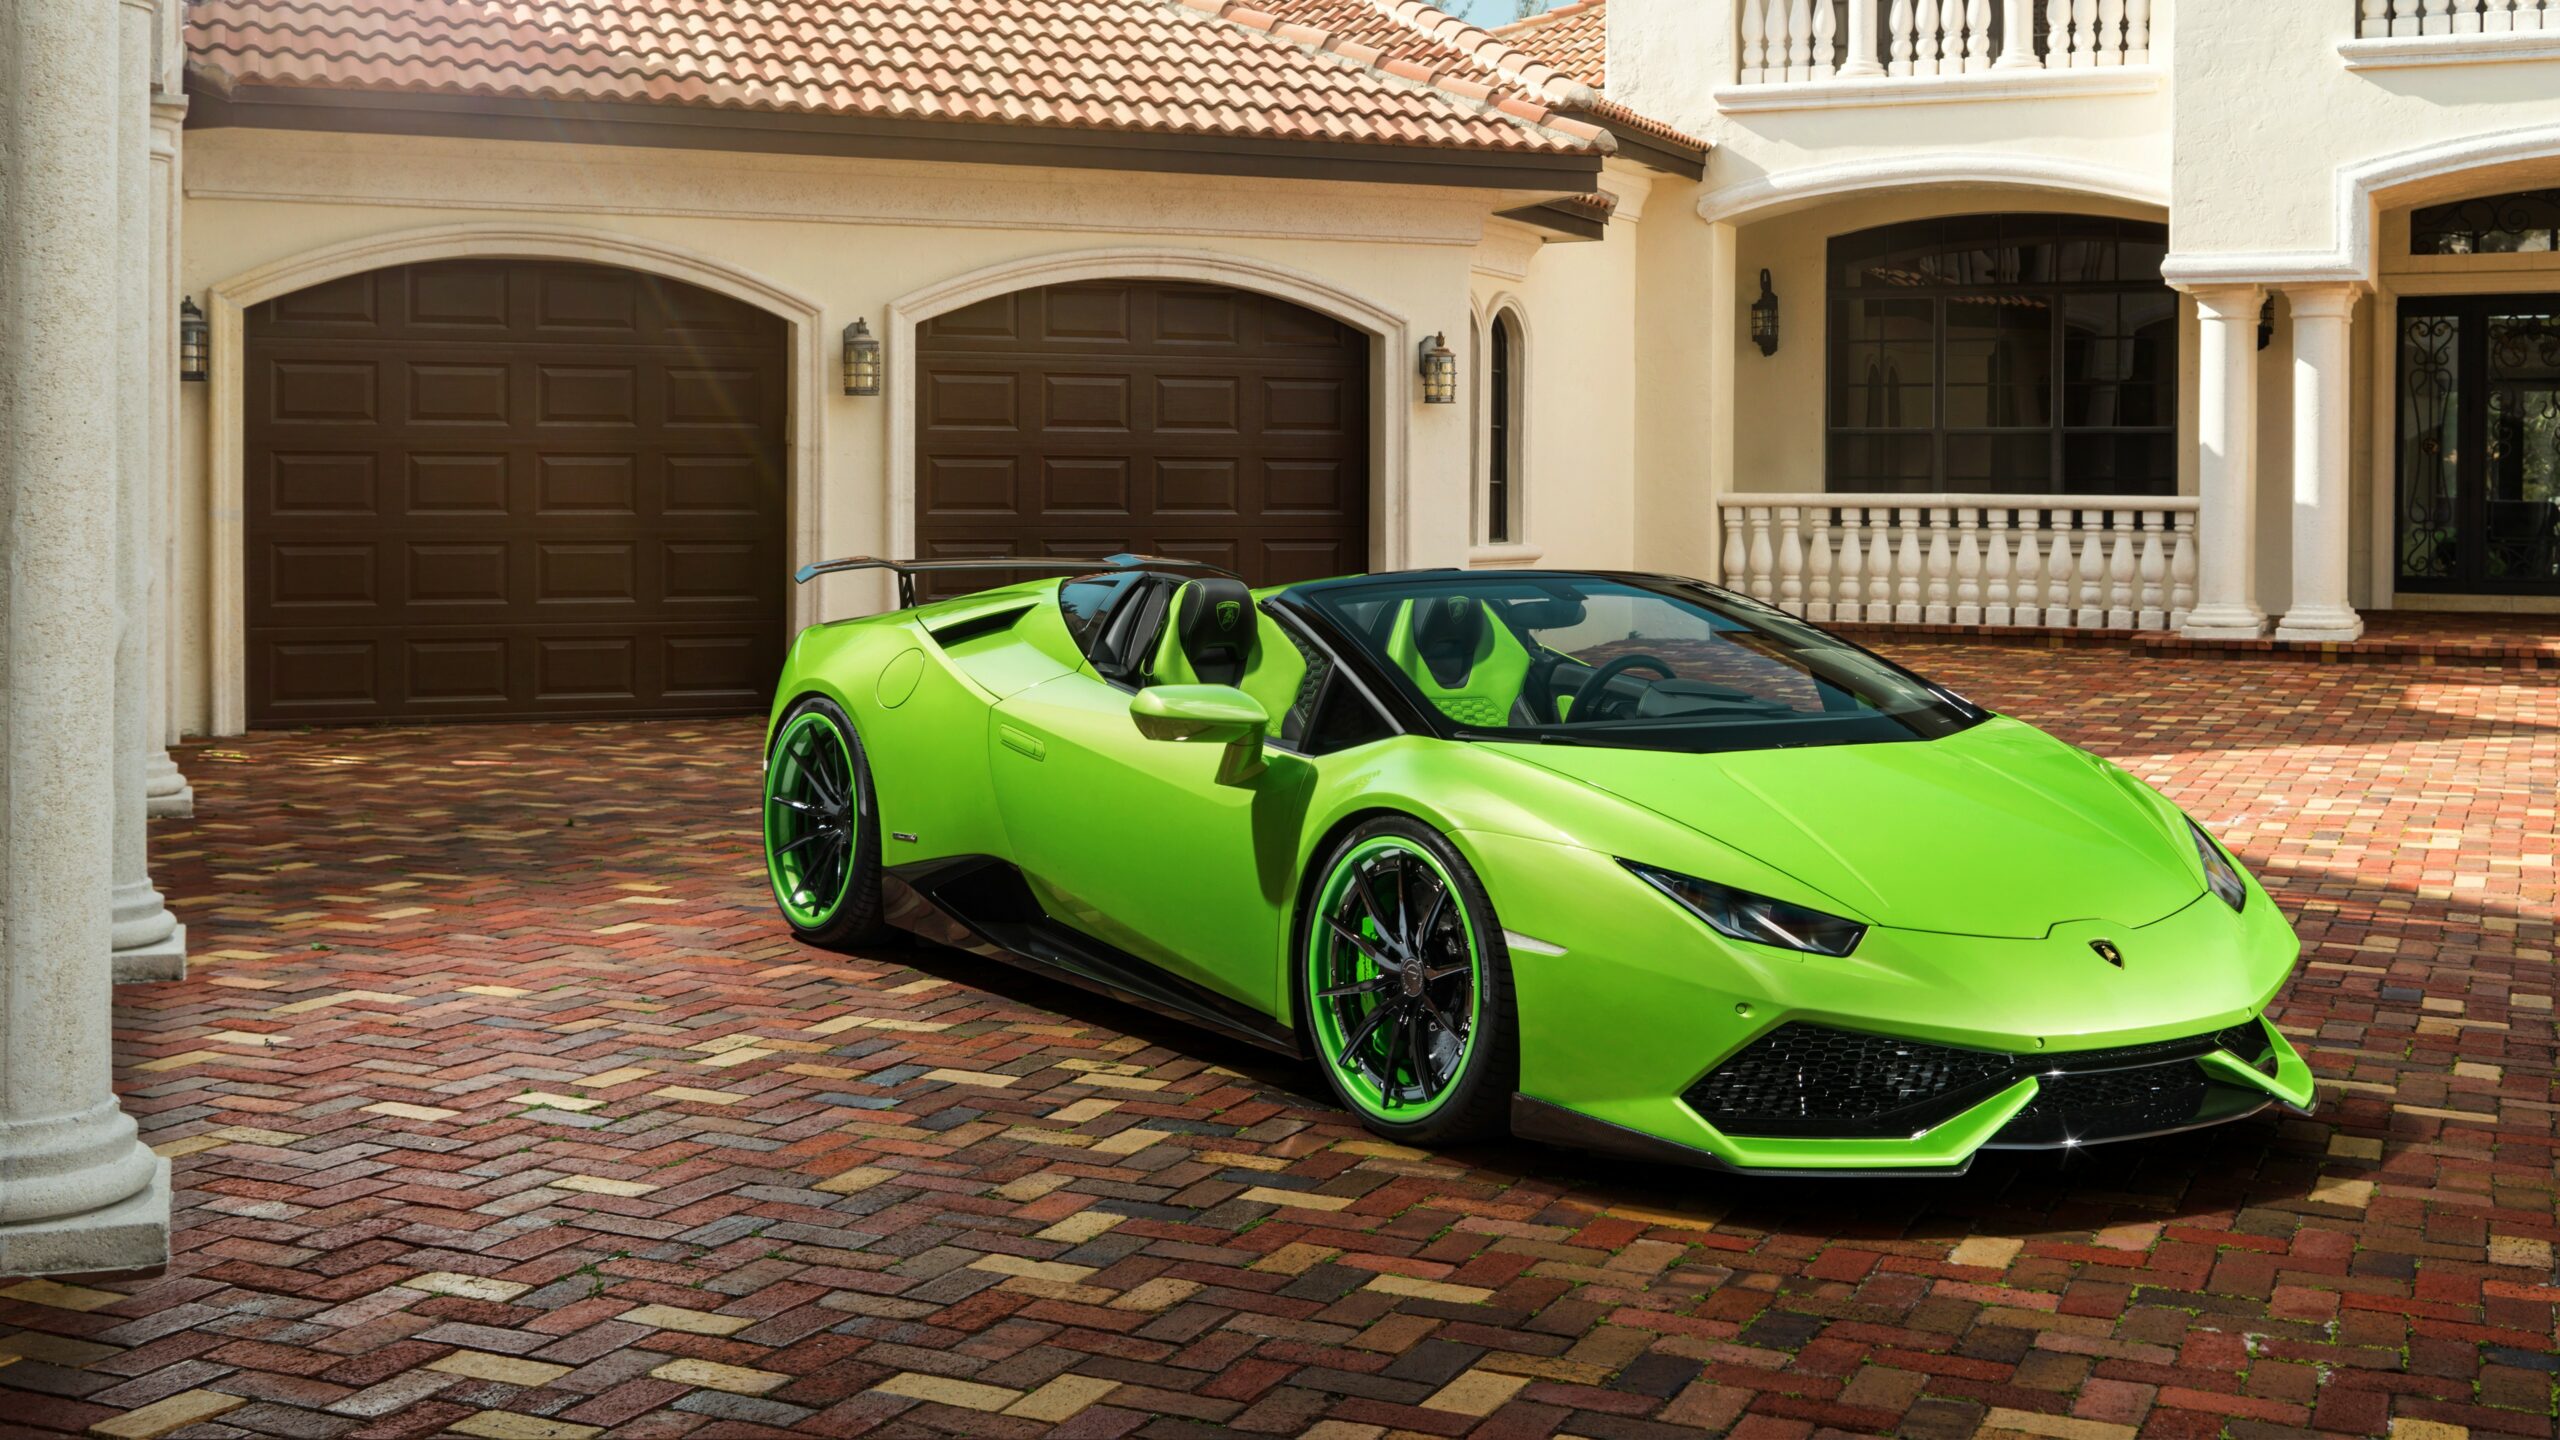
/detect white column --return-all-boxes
[0,0,173,1276]
[146,98,193,818]
[2275,284,2367,642]
[2180,285,2270,638]
[109,0,186,984]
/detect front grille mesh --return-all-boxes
[1685,1018,2279,1143]
[1681,1024,2015,1139]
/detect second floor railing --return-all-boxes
[1737,0,2152,85]
[2356,1,2560,35]
[1718,494,2198,631]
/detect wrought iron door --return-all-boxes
[2396,295,2560,595]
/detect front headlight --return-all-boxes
[1622,861,1867,957]
[2188,819,2247,913]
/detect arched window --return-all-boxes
[1826,214,2175,496]
[1484,306,1525,543]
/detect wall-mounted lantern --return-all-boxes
[1419,332,1458,404]
[2257,296,2275,351]
[1750,270,1780,357]
[841,317,882,397]
[179,296,209,382]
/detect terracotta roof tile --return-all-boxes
[1492,0,1606,89]
[185,0,1610,157]
[1247,0,1698,155]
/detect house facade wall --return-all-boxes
[176,128,1638,735]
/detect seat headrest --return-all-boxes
[1411,595,1487,687]
[1175,577,1256,686]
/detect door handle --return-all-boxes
[999,724,1045,761]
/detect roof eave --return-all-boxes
[182,79,1610,194]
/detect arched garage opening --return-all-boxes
[242,258,789,725]
[911,278,1371,595]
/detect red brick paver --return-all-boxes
[5,644,2553,1439]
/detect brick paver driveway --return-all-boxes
[5,644,2554,1440]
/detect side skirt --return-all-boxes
[884,855,1305,1060]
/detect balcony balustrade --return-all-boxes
[1717,494,2199,632]
[1735,0,2150,85]
[2356,0,2560,35]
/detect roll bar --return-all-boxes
[792,553,1241,609]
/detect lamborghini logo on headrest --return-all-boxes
[1216,600,1242,628]
[2089,938,2124,967]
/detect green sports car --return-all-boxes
[761,556,2314,1175]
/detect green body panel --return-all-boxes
[767,573,2308,1172]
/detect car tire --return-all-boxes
[762,695,894,950]
[1299,815,1519,1146]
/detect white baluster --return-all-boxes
[2044,0,2072,65]
[1806,507,1834,622]
[1777,506,1805,615]
[1995,0,2040,66]
[1723,505,1749,588]
[1983,508,2013,625]
[1923,507,1954,623]
[1867,508,1895,619]
[2361,0,2394,36]
[2484,0,2515,31]
[1747,506,1776,604]
[2453,0,2483,31]
[2106,508,2136,628]
[1954,507,1983,625]
[1916,0,1946,74]
[2169,511,2196,630]
[1787,0,1816,80]
[2390,0,2417,37]
[1964,0,1993,69]
[1833,509,1864,622]
[2136,513,2166,631]
[1842,0,1886,75]
[2123,0,2150,59]
[1741,0,1769,83]
[2523,0,2548,33]
[2046,520,2076,626]
[2013,517,2045,626]
[1811,0,1840,77]
[2423,0,2450,35]
[1940,0,1967,71]
[2074,509,2106,628]
[1895,506,1924,624]
[1889,0,1917,74]
[2071,0,2098,64]
[2096,0,2124,61]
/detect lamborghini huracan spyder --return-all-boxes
[759,555,2313,1175]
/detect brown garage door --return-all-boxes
[915,280,1369,592]
[244,259,787,725]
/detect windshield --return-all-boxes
[1297,573,1983,754]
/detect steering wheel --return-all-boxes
[1569,654,1678,721]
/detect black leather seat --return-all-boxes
[1171,577,1256,685]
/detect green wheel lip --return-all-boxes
[764,709,859,930]
[1306,834,1482,1124]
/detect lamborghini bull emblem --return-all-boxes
[1217,599,1243,629]
[2090,938,2125,967]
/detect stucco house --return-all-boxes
[4,0,2558,1270]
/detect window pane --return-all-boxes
[1944,298,2051,427]
[1829,298,1934,427]
[1827,432,1933,492]
[1945,433,2052,492]
[2061,433,2175,496]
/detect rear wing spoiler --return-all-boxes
[793,553,1240,609]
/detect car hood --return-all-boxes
[1486,717,2204,939]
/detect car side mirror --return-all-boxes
[1131,684,1268,785]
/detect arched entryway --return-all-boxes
[912,278,1370,594]
[241,258,790,725]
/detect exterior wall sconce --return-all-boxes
[1419,332,1458,404]
[2257,296,2275,351]
[841,317,882,397]
[1750,270,1780,357]
[179,296,209,382]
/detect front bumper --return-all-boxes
[1514,1018,2314,1177]
[1462,829,2311,1175]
